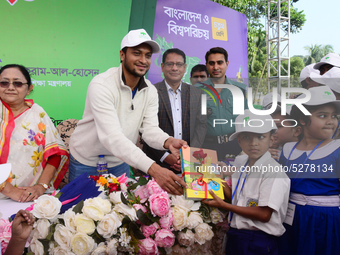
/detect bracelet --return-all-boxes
[0,182,7,192]
[37,183,49,190]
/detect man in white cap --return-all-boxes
[300,63,324,89]
[69,29,187,195]
[314,53,340,75]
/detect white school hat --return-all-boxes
[229,109,277,141]
[0,163,12,185]
[314,53,340,70]
[262,92,281,110]
[121,29,160,53]
[310,67,340,93]
[299,63,323,83]
[293,85,340,112]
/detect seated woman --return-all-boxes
[0,64,69,202]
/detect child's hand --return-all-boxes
[268,148,280,160]
[203,190,228,210]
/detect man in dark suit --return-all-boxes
[143,48,207,172]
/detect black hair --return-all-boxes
[162,48,186,64]
[0,64,32,86]
[190,64,209,77]
[205,47,228,63]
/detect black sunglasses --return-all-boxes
[0,81,28,88]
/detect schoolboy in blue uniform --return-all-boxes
[204,110,290,255]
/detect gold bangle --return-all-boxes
[0,182,7,192]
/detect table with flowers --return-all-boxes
[0,173,228,255]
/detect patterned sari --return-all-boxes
[0,99,68,198]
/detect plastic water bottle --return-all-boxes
[97,155,108,175]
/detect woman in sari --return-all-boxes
[0,64,68,202]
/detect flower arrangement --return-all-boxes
[26,174,227,255]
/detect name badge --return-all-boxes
[283,202,295,226]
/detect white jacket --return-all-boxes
[70,65,170,173]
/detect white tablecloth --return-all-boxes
[0,199,33,219]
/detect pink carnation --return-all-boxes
[147,180,164,195]
[159,211,173,229]
[154,229,175,248]
[134,185,150,203]
[138,237,159,255]
[133,204,148,213]
[149,192,171,217]
[141,222,159,237]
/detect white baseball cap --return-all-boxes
[229,109,277,141]
[310,67,340,93]
[0,163,12,185]
[262,92,281,110]
[314,53,340,70]
[299,63,323,83]
[121,29,160,53]
[293,85,340,112]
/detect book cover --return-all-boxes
[180,147,224,200]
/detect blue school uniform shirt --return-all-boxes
[279,140,340,196]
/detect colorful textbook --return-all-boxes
[180,147,224,200]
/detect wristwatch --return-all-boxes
[38,183,49,190]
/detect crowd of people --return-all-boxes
[0,28,339,255]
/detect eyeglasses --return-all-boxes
[164,62,185,68]
[0,81,28,88]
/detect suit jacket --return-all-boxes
[142,80,207,169]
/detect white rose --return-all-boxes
[51,246,75,255]
[170,195,201,211]
[54,224,74,250]
[32,194,62,220]
[30,237,45,255]
[33,218,51,239]
[71,232,95,255]
[91,243,107,255]
[74,214,96,234]
[64,208,77,232]
[171,206,188,231]
[186,212,203,229]
[113,203,137,221]
[97,211,122,238]
[82,197,111,221]
[210,208,225,224]
[106,238,118,255]
[109,191,122,204]
[194,223,214,245]
[177,230,195,247]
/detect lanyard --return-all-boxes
[286,140,324,177]
[229,160,249,224]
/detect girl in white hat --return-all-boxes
[279,86,340,255]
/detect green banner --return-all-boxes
[0,0,132,124]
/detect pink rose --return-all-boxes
[141,222,159,237]
[147,180,164,195]
[133,204,148,213]
[149,192,171,217]
[154,229,175,248]
[0,220,12,254]
[134,185,150,203]
[138,237,159,255]
[159,211,173,229]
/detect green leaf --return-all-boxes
[54,191,62,199]
[46,223,56,241]
[159,247,167,255]
[38,238,50,255]
[122,215,131,226]
[129,221,145,240]
[72,200,84,214]
[121,192,129,205]
[146,212,160,223]
[137,176,148,186]
[90,229,106,244]
[136,209,153,226]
